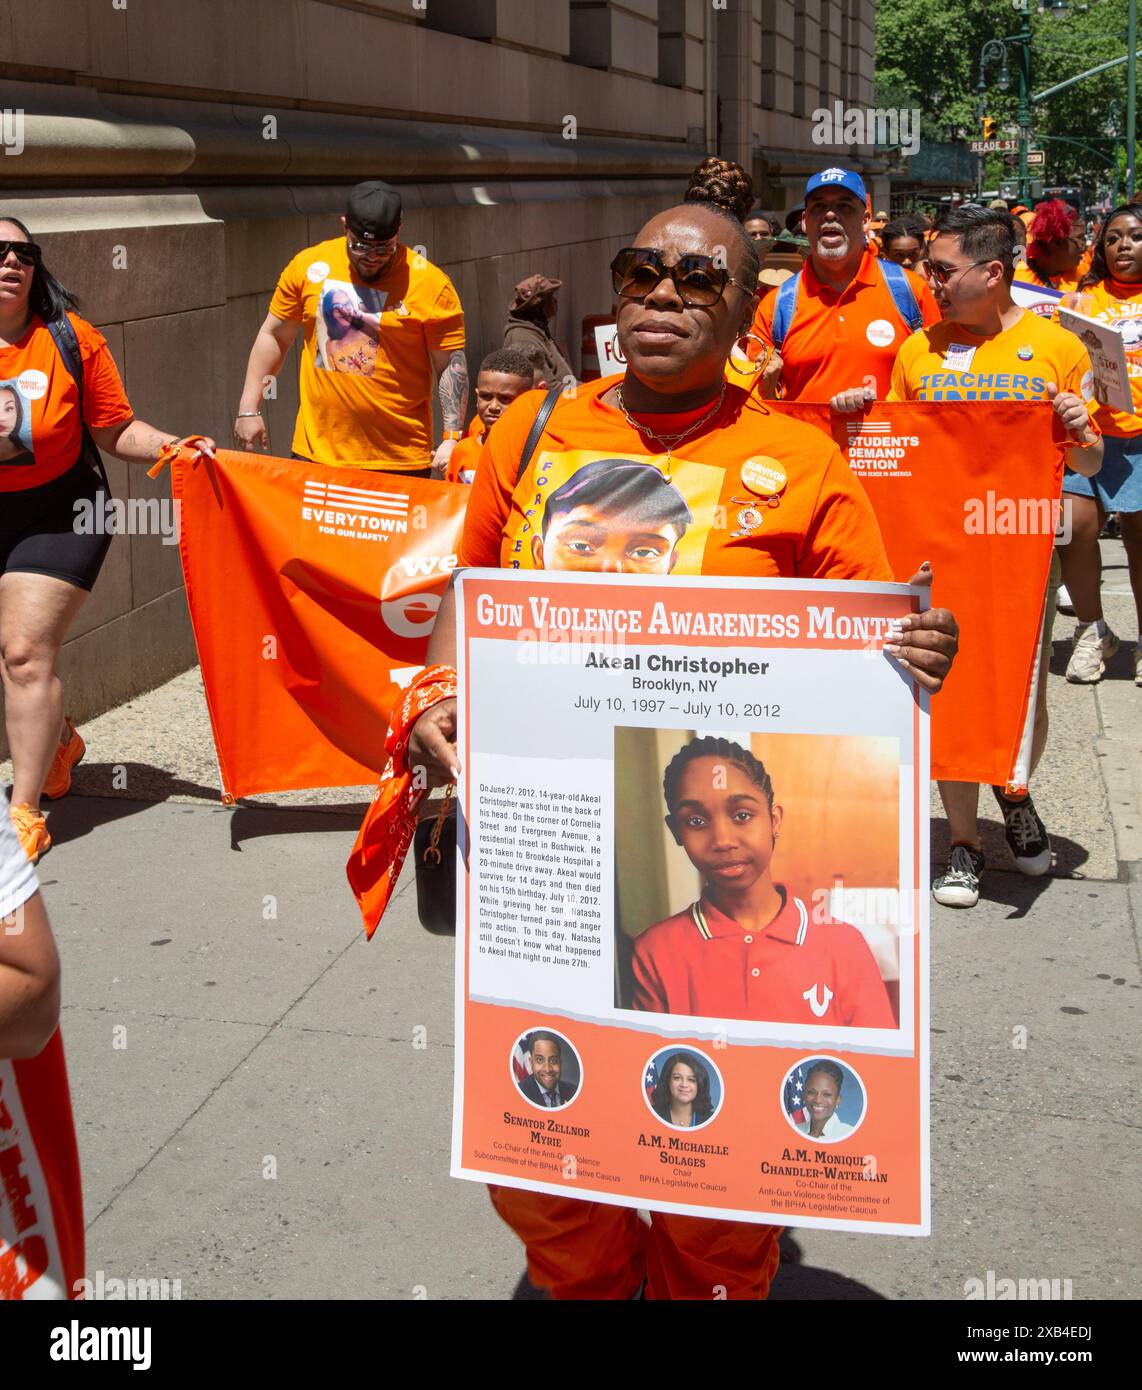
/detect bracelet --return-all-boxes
[442,430,462,442]
[236,411,262,418]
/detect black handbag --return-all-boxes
[413,385,563,934]
[414,789,457,935]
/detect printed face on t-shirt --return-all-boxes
[314,280,387,377]
[532,503,685,573]
[0,380,34,463]
[530,457,693,573]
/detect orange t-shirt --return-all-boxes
[269,238,465,471]
[1061,279,1142,437]
[0,313,133,493]
[457,376,891,582]
[753,247,940,402]
[888,308,1094,405]
[445,431,484,484]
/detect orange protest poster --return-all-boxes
[172,450,469,800]
[777,402,1063,788]
[452,571,930,1234]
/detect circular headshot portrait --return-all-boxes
[511,1028,582,1111]
[781,1056,866,1143]
[643,1046,724,1131]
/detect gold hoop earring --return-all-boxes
[729,332,772,377]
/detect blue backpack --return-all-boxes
[771,258,923,350]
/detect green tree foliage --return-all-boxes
[877,0,1137,199]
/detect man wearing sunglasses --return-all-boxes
[234,180,468,477]
[833,204,1102,910]
[749,168,939,402]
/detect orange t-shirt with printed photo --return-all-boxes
[457,376,892,582]
[269,238,465,471]
[752,246,940,402]
[1060,279,1142,437]
[0,313,133,493]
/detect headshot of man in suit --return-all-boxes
[517,1031,578,1109]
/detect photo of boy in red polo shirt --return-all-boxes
[629,735,896,1029]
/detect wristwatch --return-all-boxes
[442,430,463,442]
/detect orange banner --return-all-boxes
[173,451,468,800]
[776,402,1063,788]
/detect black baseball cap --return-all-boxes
[345,180,402,240]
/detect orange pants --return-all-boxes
[489,1187,782,1300]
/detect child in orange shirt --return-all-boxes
[444,348,533,484]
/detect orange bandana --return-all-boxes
[346,664,458,938]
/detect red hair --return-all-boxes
[1028,198,1077,253]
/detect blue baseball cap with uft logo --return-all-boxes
[804,167,868,203]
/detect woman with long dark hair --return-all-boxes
[0,216,214,860]
[1057,202,1142,685]
[650,1051,714,1128]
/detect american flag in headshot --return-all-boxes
[512,1038,533,1085]
[644,1059,657,1101]
[784,1065,807,1125]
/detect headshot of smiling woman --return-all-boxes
[650,1050,714,1128]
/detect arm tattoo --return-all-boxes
[437,350,469,432]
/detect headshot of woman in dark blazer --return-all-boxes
[650,1051,714,1129]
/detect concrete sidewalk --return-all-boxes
[15,543,1141,1300]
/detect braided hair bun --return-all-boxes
[684,157,755,224]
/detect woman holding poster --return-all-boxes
[1059,203,1142,688]
[354,201,959,1301]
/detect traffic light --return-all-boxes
[982,116,998,141]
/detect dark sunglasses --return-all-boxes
[925,258,990,286]
[610,247,750,307]
[0,240,40,267]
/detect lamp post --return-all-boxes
[979,1,1076,204]
[1128,0,1137,197]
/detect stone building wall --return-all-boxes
[0,0,881,743]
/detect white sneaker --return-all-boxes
[1134,645,1142,687]
[932,844,984,908]
[1056,584,1075,615]
[1065,623,1119,683]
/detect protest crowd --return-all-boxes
[1,146,1138,1305]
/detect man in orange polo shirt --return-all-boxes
[405,202,958,1301]
[833,205,1101,909]
[753,168,939,402]
[234,180,468,477]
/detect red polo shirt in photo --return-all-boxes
[630,885,896,1028]
[754,246,940,402]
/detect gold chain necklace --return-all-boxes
[614,381,726,472]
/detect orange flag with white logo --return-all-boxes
[778,401,1064,789]
[173,450,468,800]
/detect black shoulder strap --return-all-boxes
[514,385,562,486]
[47,314,84,406]
[47,313,109,485]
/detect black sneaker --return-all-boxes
[991,787,1051,876]
[932,843,984,908]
